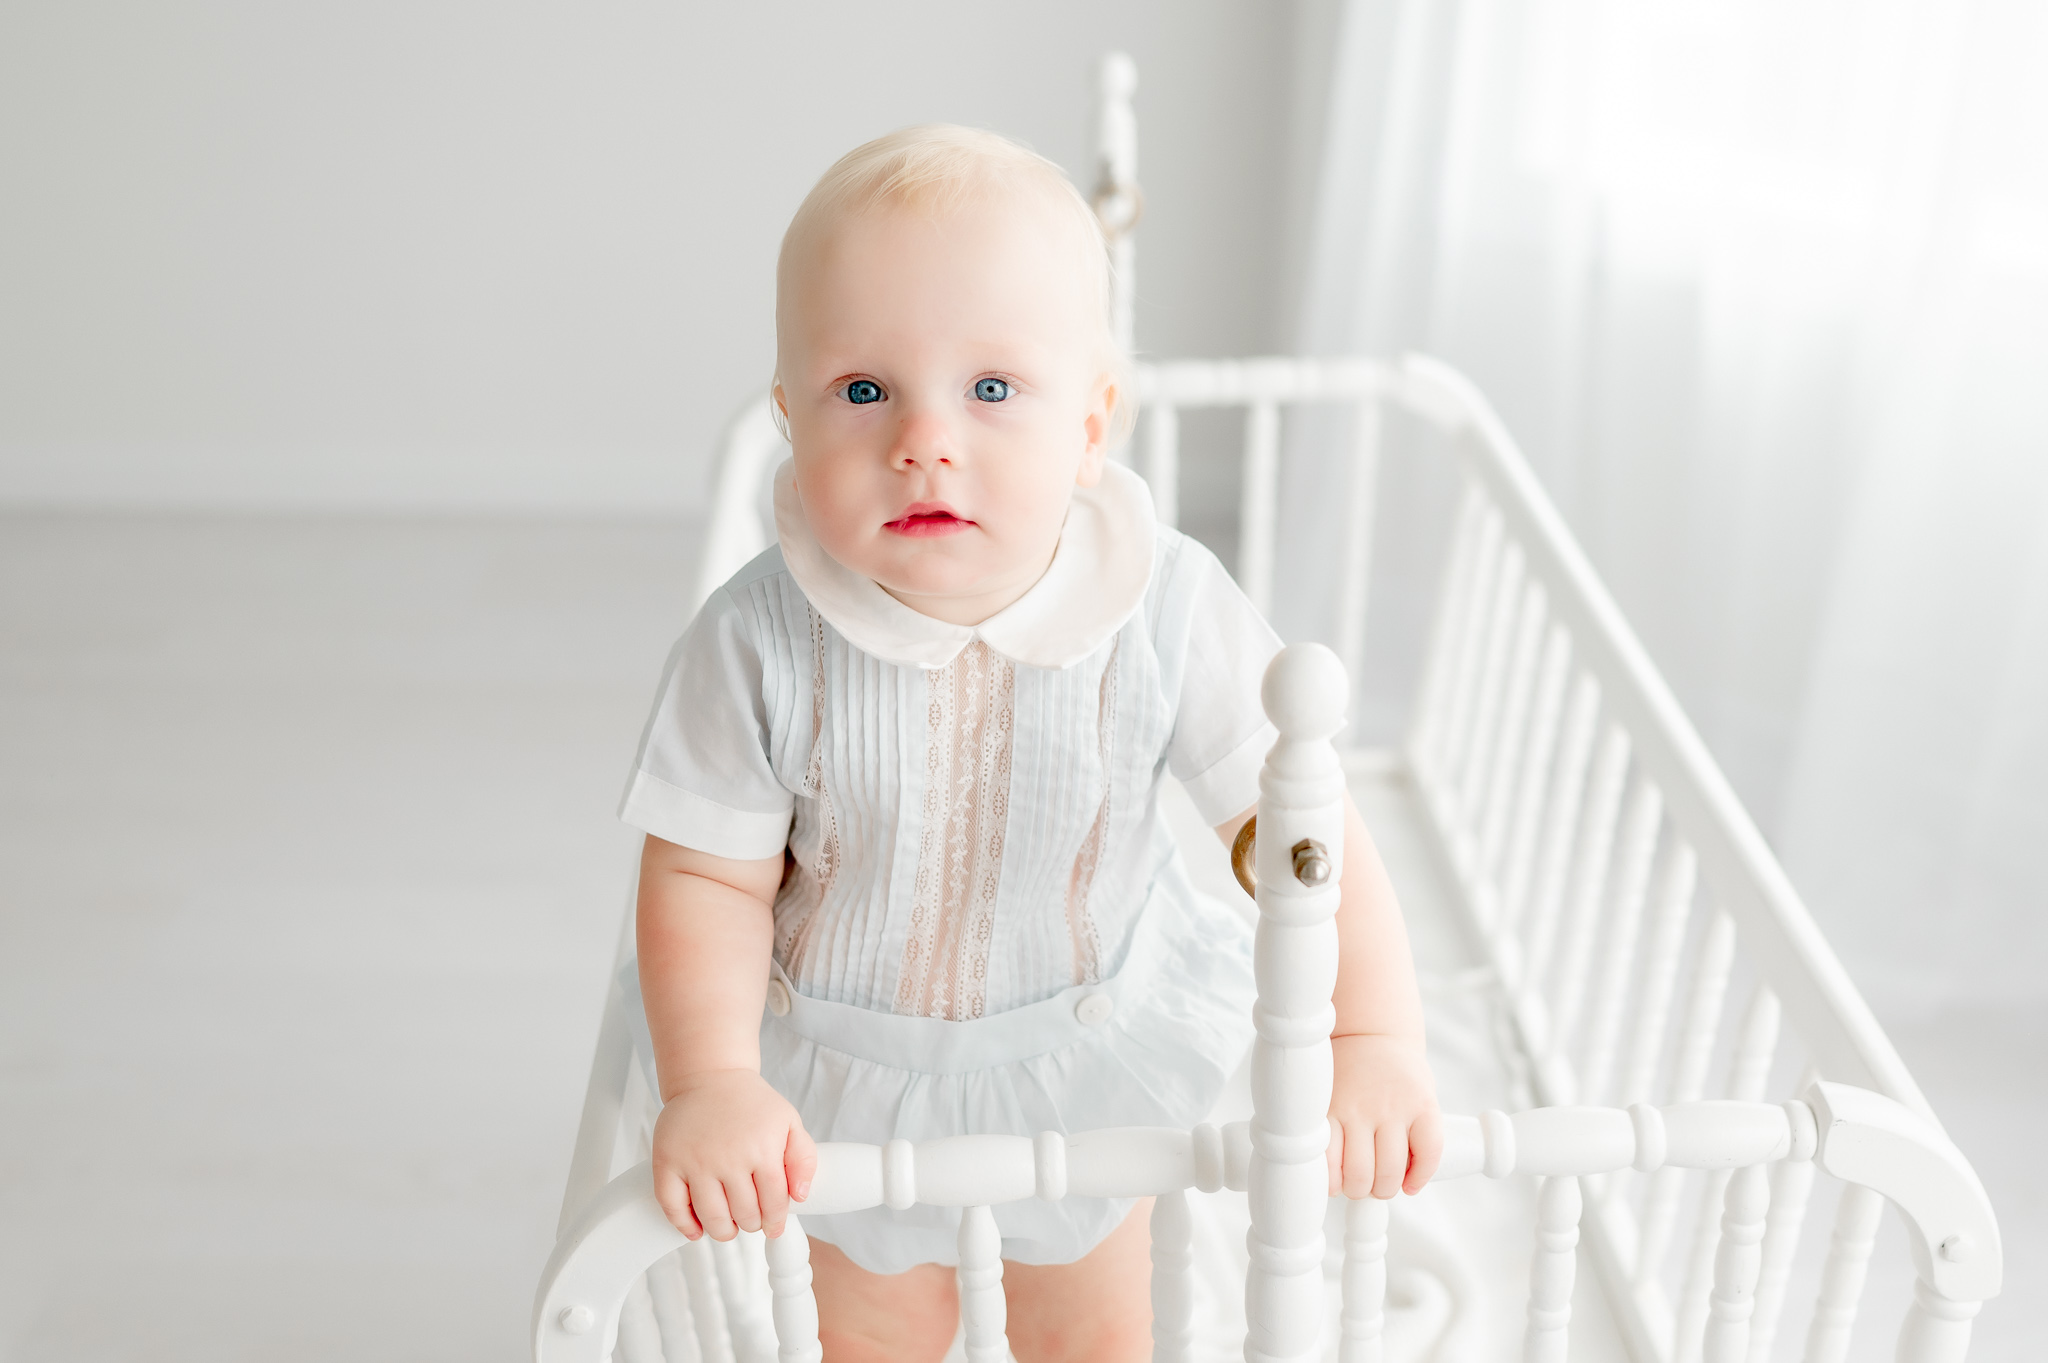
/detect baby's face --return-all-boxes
[775,193,1116,626]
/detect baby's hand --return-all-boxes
[652,1069,817,1240]
[1327,1034,1442,1199]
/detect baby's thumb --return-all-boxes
[785,1121,819,1204]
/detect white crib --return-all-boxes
[533,55,2002,1363]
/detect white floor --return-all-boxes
[2,512,2038,1361]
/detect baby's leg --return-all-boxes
[1004,1197,1154,1363]
[808,1237,958,1363]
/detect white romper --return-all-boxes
[620,460,1282,1273]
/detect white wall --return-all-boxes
[0,2,1296,512]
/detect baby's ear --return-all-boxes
[1076,373,1118,488]
[771,382,792,441]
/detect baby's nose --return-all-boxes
[890,412,956,468]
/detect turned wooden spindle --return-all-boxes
[1245,644,1350,1363]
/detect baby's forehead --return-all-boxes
[783,192,1106,332]
[799,177,1089,268]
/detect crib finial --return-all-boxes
[1263,642,1349,742]
[1094,51,1140,354]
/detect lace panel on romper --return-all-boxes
[778,608,838,977]
[896,641,1015,1020]
[1063,636,1119,985]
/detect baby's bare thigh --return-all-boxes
[807,1200,1156,1363]
[1004,1198,1155,1363]
[808,1237,959,1363]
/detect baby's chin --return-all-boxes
[860,540,1057,617]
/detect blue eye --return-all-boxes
[974,377,1011,403]
[845,379,883,405]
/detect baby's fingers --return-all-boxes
[656,1169,705,1240]
[723,1174,764,1236]
[1404,1109,1444,1194]
[755,1163,791,1239]
[784,1123,818,1213]
[1371,1122,1408,1200]
[1336,1119,1378,1199]
[689,1176,737,1242]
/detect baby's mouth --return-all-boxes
[884,505,975,538]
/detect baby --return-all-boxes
[623,125,1440,1363]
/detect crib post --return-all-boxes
[762,1217,824,1363]
[1802,1185,1884,1363]
[958,1205,1010,1363]
[1094,51,1140,354]
[1151,1190,1197,1362]
[1525,1174,1583,1363]
[1339,1196,1390,1363]
[1700,1163,1770,1363]
[1239,401,1282,614]
[1245,644,1349,1363]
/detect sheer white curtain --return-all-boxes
[1288,0,2048,1013]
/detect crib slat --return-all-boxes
[712,1235,777,1363]
[1701,1165,1772,1363]
[1674,987,1783,1359]
[1675,912,1743,1102]
[1238,401,1281,613]
[763,1217,824,1363]
[1634,910,1738,1288]
[1496,626,1572,936]
[1525,1175,1584,1363]
[1531,724,1631,1021]
[1802,1186,1885,1363]
[1333,398,1385,694]
[618,1271,667,1363]
[1144,403,1180,529]
[1434,506,1506,785]
[1476,582,1550,893]
[1751,1157,1817,1363]
[645,1252,705,1363]
[1409,490,1486,769]
[1150,1190,1197,1363]
[1727,987,1783,1104]
[958,1205,1010,1363]
[1341,1196,1391,1363]
[1576,781,1666,1103]
[1453,545,1529,828]
[1514,674,1601,1000]
[1618,843,1699,1107]
[678,1236,738,1363]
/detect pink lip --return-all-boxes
[884,502,976,537]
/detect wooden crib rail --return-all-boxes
[530,1084,1999,1363]
[1391,357,1923,1113]
[1369,357,1988,1360]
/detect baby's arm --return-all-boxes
[1218,793,1442,1199]
[637,833,817,1240]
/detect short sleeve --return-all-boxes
[619,587,796,859]
[1165,543,1284,826]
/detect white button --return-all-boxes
[765,979,792,1017]
[1075,993,1114,1026]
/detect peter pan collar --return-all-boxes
[773,458,1156,671]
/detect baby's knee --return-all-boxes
[1007,1310,1152,1363]
[809,1239,958,1363]
[818,1302,956,1363]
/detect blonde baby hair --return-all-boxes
[773,123,1136,447]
